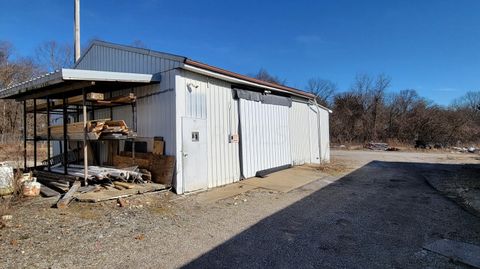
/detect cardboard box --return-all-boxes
[153,137,164,155]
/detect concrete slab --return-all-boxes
[240,166,324,193]
[424,239,480,268]
[195,184,257,204]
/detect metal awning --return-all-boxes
[0,68,161,100]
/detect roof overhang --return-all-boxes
[0,69,161,100]
[183,60,315,99]
[182,60,332,113]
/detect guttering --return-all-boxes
[183,60,315,99]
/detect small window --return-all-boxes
[192,131,199,142]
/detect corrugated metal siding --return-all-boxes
[73,43,180,166]
[75,44,182,74]
[181,71,241,188]
[319,108,330,162]
[92,70,177,164]
[289,101,311,165]
[239,99,291,178]
[309,106,321,164]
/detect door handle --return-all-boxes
[183,153,188,157]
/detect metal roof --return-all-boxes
[183,59,315,99]
[1,40,327,109]
[76,40,316,99]
[74,40,186,68]
[0,68,160,100]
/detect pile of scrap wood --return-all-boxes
[113,152,175,187]
[47,119,132,140]
[46,165,151,183]
[33,169,167,208]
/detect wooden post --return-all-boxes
[62,97,68,175]
[47,98,51,171]
[23,100,27,170]
[33,99,37,167]
[82,88,88,185]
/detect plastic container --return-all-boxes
[23,181,41,197]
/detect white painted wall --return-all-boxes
[175,70,241,193]
[319,107,330,163]
[90,69,177,165]
[289,101,312,165]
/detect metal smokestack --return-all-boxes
[74,0,80,62]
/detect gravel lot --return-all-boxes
[1,150,479,268]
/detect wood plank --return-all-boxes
[75,183,167,203]
[25,92,104,112]
[113,153,175,186]
[39,183,61,197]
[113,181,135,189]
[56,181,81,209]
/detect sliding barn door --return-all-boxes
[239,99,291,178]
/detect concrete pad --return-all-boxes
[196,184,257,204]
[424,239,480,268]
[240,166,323,193]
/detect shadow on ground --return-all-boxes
[182,161,480,269]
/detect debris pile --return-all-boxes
[451,146,477,153]
[365,142,389,151]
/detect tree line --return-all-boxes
[1,40,479,147]
[254,70,480,147]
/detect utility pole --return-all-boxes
[74,0,80,62]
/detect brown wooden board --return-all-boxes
[57,181,81,209]
[75,183,167,203]
[113,153,175,186]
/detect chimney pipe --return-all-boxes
[74,0,80,62]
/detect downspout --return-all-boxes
[312,97,322,164]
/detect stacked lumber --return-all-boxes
[47,119,130,140]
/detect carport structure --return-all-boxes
[0,40,331,194]
[0,68,159,184]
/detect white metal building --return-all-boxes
[18,40,331,194]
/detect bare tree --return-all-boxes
[131,40,148,49]
[306,78,337,107]
[251,68,286,85]
[35,40,73,72]
[0,41,40,142]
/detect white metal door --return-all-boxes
[239,99,291,178]
[182,118,208,192]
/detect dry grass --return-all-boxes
[0,170,25,228]
[308,160,352,176]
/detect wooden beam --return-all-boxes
[39,183,61,197]
[17,81,93,101]
[25,92,105,112]
[83,88,88,185]
[56,181,81,209]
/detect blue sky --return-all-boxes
[1,0,479,105]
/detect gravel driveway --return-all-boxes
[1,150,479,268]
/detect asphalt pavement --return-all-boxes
[183,159,480,269]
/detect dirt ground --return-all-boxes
[1,150,479,269]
